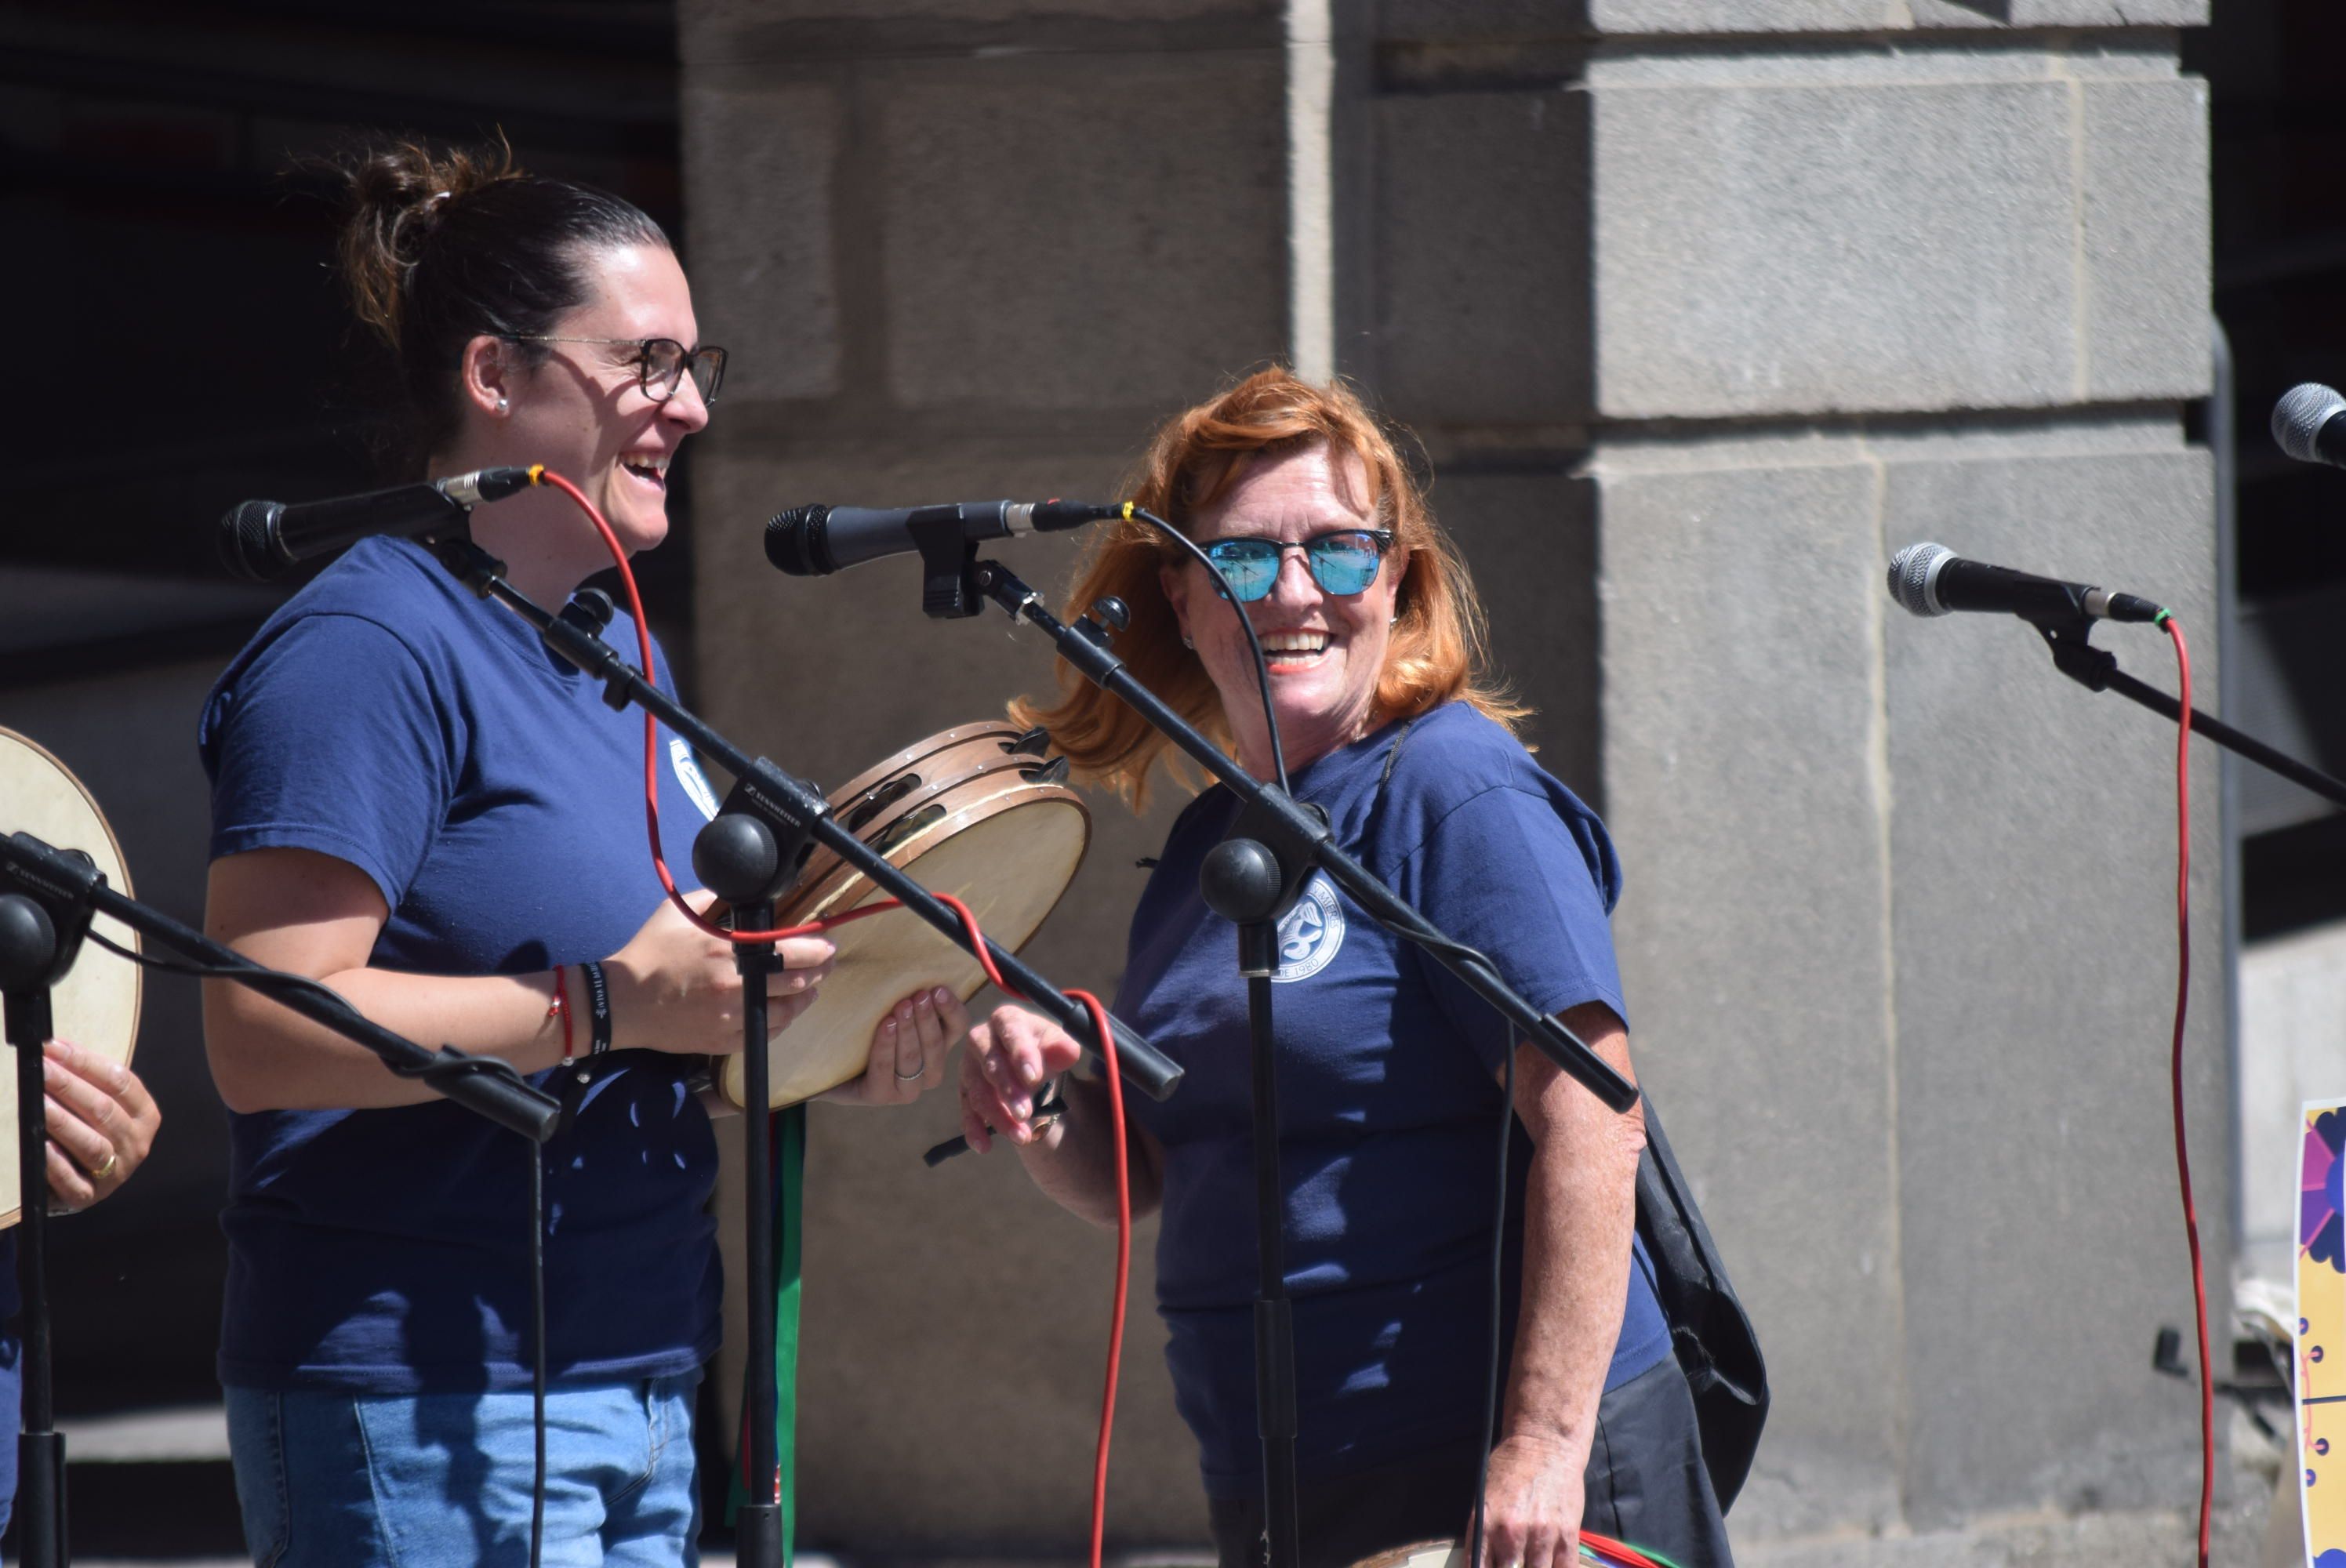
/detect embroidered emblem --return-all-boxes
[1271,873,1346,983]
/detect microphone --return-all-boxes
[1886,543,2163,624]
[765,499,1125,577]
[219,466,539,582]
[2273,382,2346,469]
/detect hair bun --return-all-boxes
[336,136,525,350]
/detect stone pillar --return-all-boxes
[1360,2,2224,1556]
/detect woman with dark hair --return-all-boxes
[198,141,962,1563]
[957,370,1733,1568]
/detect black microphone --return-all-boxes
[219,467,539,582]
[1886,543,2163,623]
[764,499,1125,577]
[2273,383,2346,469]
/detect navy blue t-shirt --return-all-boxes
[198,536,725,1393]
[1115,702,1671,1496]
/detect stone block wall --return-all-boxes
[679,0,2222,1555]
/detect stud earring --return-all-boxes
[496,396,509,413]
[1181,633,1194,650]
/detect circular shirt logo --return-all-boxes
[1271,873,1346,983]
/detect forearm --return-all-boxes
[1017,1076,1164,1227]
[1502,1108,1643,1467]
[204,965,568,1113]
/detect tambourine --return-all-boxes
[718,721,1090,1109]
[1353,1537,1659,1568]
[0,728,141,1229]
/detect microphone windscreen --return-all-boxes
[2272,383,2346,463]
[219,499,286,583]
[764,506,830,575]
[1886,542,1955,618]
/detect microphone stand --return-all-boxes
[935,554,1640,1568]
[424,539,1182,1568]
[0,832,561,1568]
[2028,612,2346,808]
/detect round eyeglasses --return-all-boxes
[1201,528,1396,602]
[503,336,728,407]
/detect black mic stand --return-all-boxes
[0,886,81,1568]
[2028,612,2346,808]
[424,540,1182,1568]
[686,811,808,1566]
[932,554,1640,1568]
[0,832,561,1568]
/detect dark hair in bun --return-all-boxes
[331,136,668,474]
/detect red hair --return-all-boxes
[1013,367,1528,809]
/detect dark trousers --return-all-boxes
[1207,1358,1734,1568]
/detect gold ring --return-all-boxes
[90,1149,118,1181]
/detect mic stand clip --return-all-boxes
[2022,609,2346,809]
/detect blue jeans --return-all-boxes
[224,1375,702,1567]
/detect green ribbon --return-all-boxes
[727,1102,804,1565]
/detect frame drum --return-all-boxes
[0,728,140,1229]
[718,722,1090,1109]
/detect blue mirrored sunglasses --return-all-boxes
[1203,528,1396,602]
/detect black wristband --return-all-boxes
[579,960,613,1055]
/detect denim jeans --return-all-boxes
[224,1374,702,1567]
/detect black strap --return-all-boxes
[579,960,613,1055]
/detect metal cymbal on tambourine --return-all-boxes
[718,720,1090,1109]
[0,728,141,1229]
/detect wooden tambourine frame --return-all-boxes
[0,728,141,1230]
[718,722,1090,1109]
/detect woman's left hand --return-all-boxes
[42,1039,161,1215]
[819,985,970,1107]
[1475,1432,1587,1568]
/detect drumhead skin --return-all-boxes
[718,725,1090,1109]
[1349,1542,1462,1568]
[0,727,140,1230]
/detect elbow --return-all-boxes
[202,985,290,1114]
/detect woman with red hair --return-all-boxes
[958,369,1732,1568]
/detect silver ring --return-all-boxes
[894,1058,927,1082]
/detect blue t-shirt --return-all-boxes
[1115,702,1672,1496]
[198,536,725,1393]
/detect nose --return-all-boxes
[662,373,712,434]
[1262,545,1323,607]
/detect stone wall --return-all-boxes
[679,2,2224,1555]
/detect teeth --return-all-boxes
[623,456,670,474]
[1262,632,1327,653]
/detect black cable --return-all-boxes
[1470,1039,1516,1568]
[1133,507,1290,794]
[93,920,557,1557]
[530,1138,547,1568]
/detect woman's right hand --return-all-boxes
[956,1004,1084,1153]
[605,894,835,1057]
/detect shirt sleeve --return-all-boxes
[204,612,453,913]
[1400,782,1629,1078]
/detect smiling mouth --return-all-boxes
[1260,631,1329,666]
[620,456,670,491]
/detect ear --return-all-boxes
[458,335,513,418]
[1158,561,1194,648]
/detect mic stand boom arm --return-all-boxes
[2031,614,2346,808]
[425,539,1183,1103]
[966,557,1640,1113]
[0,832,563,1142]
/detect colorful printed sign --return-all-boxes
[2301,1099,2346,1568]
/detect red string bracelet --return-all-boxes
[548,964,574,1062]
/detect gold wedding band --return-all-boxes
[90,1149,118,1181]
